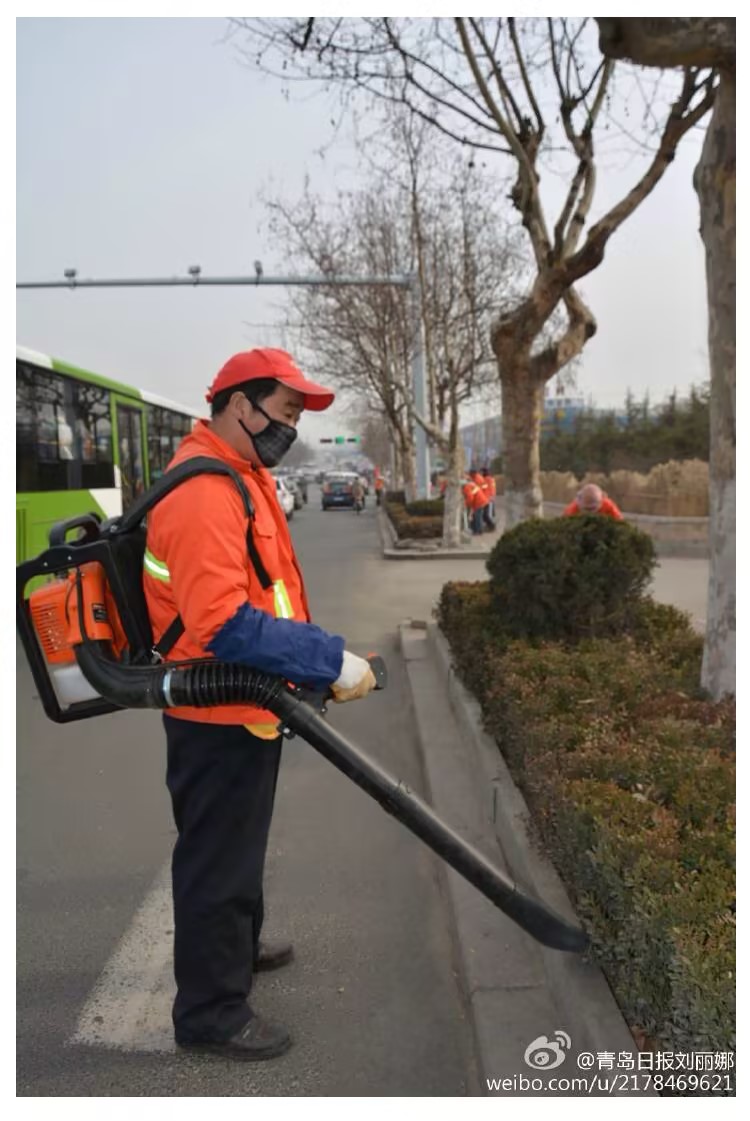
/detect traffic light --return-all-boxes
[319,435,360,444]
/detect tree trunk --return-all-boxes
[442,440,465,548]
[400,435,418,503]
[388,438,401,491]
[500,368,545,527]
[696,70,736,699]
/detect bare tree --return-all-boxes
[264,151,521,544]
[231,17,716,525]
[266,188,418,497]
[596,16,735,701]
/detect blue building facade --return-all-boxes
[460,395,588,468]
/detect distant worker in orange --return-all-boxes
[480,466,497,529]
[563,483,623,520]
[374,472,385,507]
[465,469,489,535]
[461,473,476,533]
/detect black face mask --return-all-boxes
[238,396,298,468]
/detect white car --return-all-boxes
[274,477,295,520]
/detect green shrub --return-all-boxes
[405,497,445,517]
[385,500,443,540]
[486,515,656,640]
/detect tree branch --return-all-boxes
[508,18,544,135]
[528,285,596,383]
[564,70,716,284]
[468,18,524,133]
[596,16,735,69]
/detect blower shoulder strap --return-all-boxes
[116,455,255,529]
[114,455,273,661]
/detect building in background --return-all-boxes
[457,391,636,470]
[459,393,588,469]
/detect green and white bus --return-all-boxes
[16,345,202,564]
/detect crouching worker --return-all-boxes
[563,482,624,520]
[144,349,377,1061]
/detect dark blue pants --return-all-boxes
[164,715,283,1043]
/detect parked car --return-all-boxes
[286,474,308,507]
[321,474,356,510]
[323,471,367,504]
[274,477,295,520]
[285,477,305,510]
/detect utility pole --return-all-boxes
[409,273,431,500]
[17,268,432,498]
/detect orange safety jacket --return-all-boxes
[469,474,490,509]
[563,496,624,520]
[462,480,477,509]
[144,420,312,736]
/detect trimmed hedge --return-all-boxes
[385,500,443,540]
[436,580,735,1080]
[405,497,445,517]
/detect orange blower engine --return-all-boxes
[28,562,128,708]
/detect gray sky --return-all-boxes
[17,17,711,442]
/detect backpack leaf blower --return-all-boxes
[17,469,588,955]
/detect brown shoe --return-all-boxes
[177,1015,292,1061]
[254,939,294,972]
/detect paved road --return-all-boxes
[17,486,708,1095]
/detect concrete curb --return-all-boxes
[399,620,652,1096]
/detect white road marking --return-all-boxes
[69,862,177,1052]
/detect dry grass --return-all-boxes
[495,460,709,517]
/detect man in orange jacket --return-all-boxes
[477,466,497,530]
[145,349,376,1061]
[563,482,624,520]
[464,469,488,535]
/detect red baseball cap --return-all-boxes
[206,348,335,411]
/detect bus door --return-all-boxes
[113,398,146,511]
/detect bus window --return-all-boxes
[17,361,116,493]
[16,362,78,491]
[146,404,193,480]
[116,403,145,509]
[73,381,114,489]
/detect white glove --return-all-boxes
[331,650,377,703]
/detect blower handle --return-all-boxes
[366,654,387,691]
